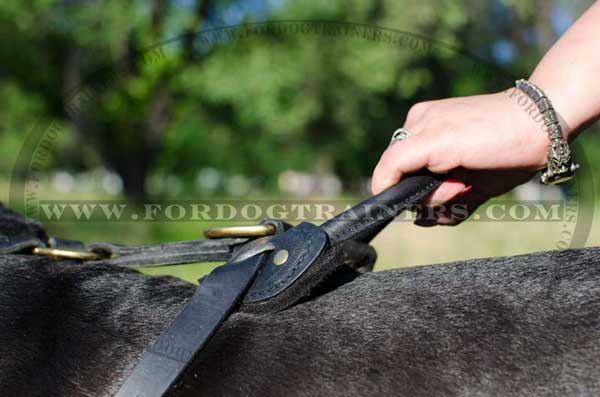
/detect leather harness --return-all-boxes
[0,172,443,396]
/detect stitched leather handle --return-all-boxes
[320,171,444,246]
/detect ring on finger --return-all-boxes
[389,128,412,146]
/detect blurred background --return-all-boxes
[1,0,599,282]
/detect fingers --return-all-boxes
[371,127,462,194]
[371,93,543,227]
[425,178,468,206]
[415,187,488,226]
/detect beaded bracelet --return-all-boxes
[515,79,579,185]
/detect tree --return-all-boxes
[2,0,592,198]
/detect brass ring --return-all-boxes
[32,247,107,260]
[203,224,276,239]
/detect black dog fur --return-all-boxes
[0,205,599,396]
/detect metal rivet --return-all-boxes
[272,249,289,266]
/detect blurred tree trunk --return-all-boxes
[61,0,213,198]
[535,0,555,50]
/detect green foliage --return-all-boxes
[0,0,598,198]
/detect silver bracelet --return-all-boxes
[515,79,579,185]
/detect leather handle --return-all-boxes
[320,171,445,246]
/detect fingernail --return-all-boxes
[444,180,472,200]
[436,215,455,225]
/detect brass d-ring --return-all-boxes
[32,247,107,261]
[203,224,276,239]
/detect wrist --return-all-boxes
[528,72,584,142]
[503,89,552,170]
[513,79,580,184]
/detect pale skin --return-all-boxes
[372,1,600,225]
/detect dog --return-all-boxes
[1,204,599,396]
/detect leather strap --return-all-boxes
[243,222,328,303]
[321,171,444,246]
[0,234,46,254]
[0,234,251,267]
[114,252,267,397]
[88,238,250,267]
[241,172,441,303]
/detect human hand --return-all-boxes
[371,91,553,225]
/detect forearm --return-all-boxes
[528,1,600,140]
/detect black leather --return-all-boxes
[244,222,328,303]
[88,238,251,267]
[85,220,291,267]
[242,173,443,304]
[240,240,377,315]
[0,233,46,254]
[321,171,444,246]
[114,253,267,397]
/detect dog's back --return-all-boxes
[1,247,599,396]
